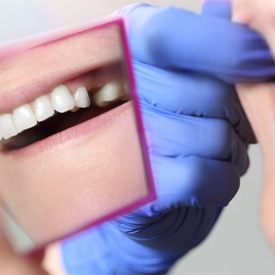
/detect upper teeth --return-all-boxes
[0,114,18,140]
[0,82,128,141]
[13,104,38,134]
[34,95,55,122]
[51,85,76,114]
[94,82,126,107]
[74,86,91,108]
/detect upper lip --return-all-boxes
[0,25,121,114]
[0,67,88,115]
[0,61,115,115]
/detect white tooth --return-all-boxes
[74,87,91,108]
[71,106,80,113]
[94,82,124,107]
[51,85,75,113]
[0,114,18,139]
[13,104,37,133]
[34,95,55,122]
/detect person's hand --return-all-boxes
[233,0,275,248]
[60,2,275,274]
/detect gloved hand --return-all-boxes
[122,1,275,84]
[61,2,275,274]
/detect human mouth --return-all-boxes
[0,64,130,152]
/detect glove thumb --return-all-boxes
[202,0,232,19]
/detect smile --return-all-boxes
[0,63,130,152]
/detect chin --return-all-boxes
[0,103,149,245]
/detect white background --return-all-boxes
[1,0,275,274]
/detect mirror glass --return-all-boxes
[0,20,155,252]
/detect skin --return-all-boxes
[233,0,275,248]
[0,23,149,274]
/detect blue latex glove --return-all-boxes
[121,2,275,84]
[61,2,275,274]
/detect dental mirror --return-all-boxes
[0,18,155,253]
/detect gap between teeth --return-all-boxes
[0,82,128,141]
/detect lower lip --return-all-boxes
[1,102,131,158]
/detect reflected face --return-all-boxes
[0,21,151,249]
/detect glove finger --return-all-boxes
[115,206,222,253]
[145,155,240,211]
[62,206,221,274]
[135,61,236,119]
[201,0,256,149]
[136,63,255,143]
[61,225,120,274]
[121,4,275,83]
[142,104,249,173]
[202,0,232,19]
[61,204,223,274]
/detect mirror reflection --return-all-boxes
[0,21,153,252]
